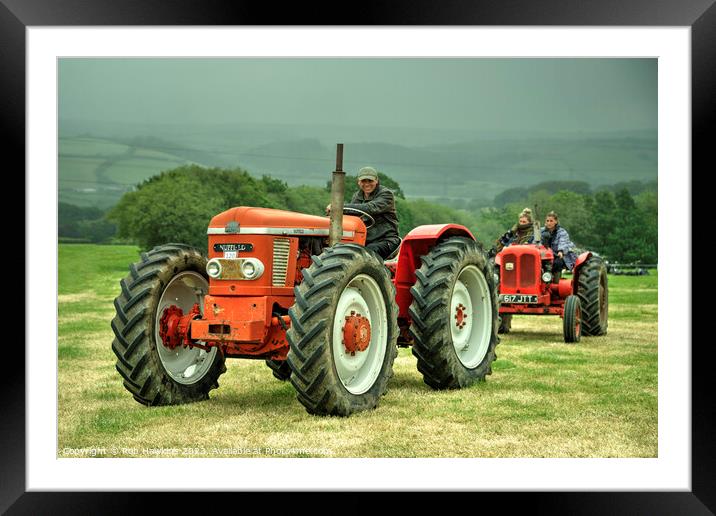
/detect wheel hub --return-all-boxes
[343,311,371,355]
[454,303,468,330]
[159,304,200,350]
[449,266,492,368]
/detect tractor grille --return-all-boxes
[503,252,537,289]
[272,238,291,286]
[520,254,537,286]
[503,258,516,288]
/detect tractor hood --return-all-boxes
[207,206,366,239]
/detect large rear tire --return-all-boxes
[111,244,226,406]
[577,255,609,336]
[286,244,399,416]
[409,237,500,389]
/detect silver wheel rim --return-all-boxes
[450,265,492,368]
[154,271,217,385]
[331,274,388,395]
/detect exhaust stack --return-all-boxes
[329,143,345,246]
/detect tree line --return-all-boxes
[475,187,657,264]
[59,165,657,263]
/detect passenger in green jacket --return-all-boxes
[326,166,401,259]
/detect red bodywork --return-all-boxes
[393,224,475,319]
[497,244,591,316]
[160,207,475,361]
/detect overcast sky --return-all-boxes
[59,58,657,134]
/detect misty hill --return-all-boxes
[235,135,656,201]
[58,120,656,209]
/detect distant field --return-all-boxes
[58,137,196,208]
[57,244,657,458]
[59,137,130,157]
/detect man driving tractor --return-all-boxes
[326,166,401,259]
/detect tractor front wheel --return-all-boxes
[563,295,582,343]
[266,359,292,381]
[111,244,227,406]
[409,237,500,389]
[286,244,398,416]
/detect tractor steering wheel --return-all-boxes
[343,206,375,229]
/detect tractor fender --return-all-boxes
[393,224,476,319]
[572,251,593,293]
[399,224,477,275]
[403,223,476,243]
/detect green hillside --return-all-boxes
[58,131,657,209]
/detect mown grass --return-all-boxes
[57,244,657,458]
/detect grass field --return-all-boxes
[57,244,657,458]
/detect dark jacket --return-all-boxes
[344,184,400,245]
[496,223,534,252]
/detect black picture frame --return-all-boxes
[5,0,708,512]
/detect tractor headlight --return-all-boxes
[242,261,256,278]
[206,257,264,280]
[542,272,553,283]
[241,258,264,280]
[206,259,222,278]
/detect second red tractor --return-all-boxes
[494,233,609,343]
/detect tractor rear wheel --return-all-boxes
[111,244,226,406]
[266,359,292,381]
[409,237,500,389]
[286,244,398,416]
[577,255,609,336]
[498,314,512,334]
[563,295,582,343]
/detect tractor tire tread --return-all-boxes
[409,236,500,390]
[110,244,226,406]
[576,255,609,336]
[286,244,398,416]
[265,359,292,381]
[563,295,582,343]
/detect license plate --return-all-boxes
[500,294,538,304]
[214,243,253,253]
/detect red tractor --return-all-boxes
[494,225,608,343]
[111,146,500,416]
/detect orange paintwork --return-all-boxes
[209,206,366,245]
[190,207,368,359]
[207,234,298,296]
[207,207,366,296]
[190,294,293,358]
[188,209,480,360]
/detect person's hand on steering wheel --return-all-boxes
[342,206,375,229]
